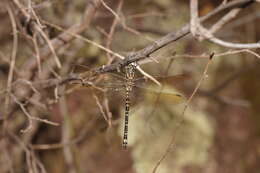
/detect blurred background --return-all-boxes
[0,0,260,173]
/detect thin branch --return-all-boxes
[31,114,100,150]
[32,33,42,75]
[190,0,199,38]
[9,48,258,96]
[93,0,255,74]
[10,94,59,133]
[11,0,30,18]
[136,66,161,86]
[8,132,47,173]
[209,8,241,34]
[101,0,120,21]
[103,96,112,127]
[44,21,160,86]
[101,0,154,42]
[105,0,123,62]
[4,2,18,129]
[189,0,260,49]
[13,79,40,94]
[190,0,242,41]
[11,0,62,68]
[42,21,125,60]
[7,49,258,97]
[174,49,260,59]
[35,24,62,68]
[203,33,260,48]
[93,93,109,123]
[4,0,102,129]
[152,53,214,173]
[22,0,102,78]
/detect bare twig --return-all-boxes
[136,66,161,86]
[103,96,112,127]
[6,48,258,101]
[32,33,42,75]
[209,8,241,34]
[3,0,102,133]
[152,53,214,173]
[11,0,30,18]
[93,93,109,123]
[105,0,123,62]
[5,3,17,91]
[174,49,260,59]
[222,0,228,5]
[34,24,62,68]
[13,79,40,94]
[22,0,102,78]
[43,21,160,85]
[120,13,155,42]
[11,0,61,68]
[42,21,125,59]
[190,0,199,38]
[93,0,255,74]
[101,0,120,21]
[202,34,260,48]
[4,2,18,130]
[190,0,242,41]
[31,114,100,150]
[189,0,260,49]
[10,94,59,133]
[8,132,47,173]
[101,0,154,42]
[182,53,214,114]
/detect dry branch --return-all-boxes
[21,0,102,78]
[3,0,102,127]
[92,0,255,75]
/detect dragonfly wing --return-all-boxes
[136,84,186,104]
[133,74,190,104]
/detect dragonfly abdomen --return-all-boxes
[122,63,136,149]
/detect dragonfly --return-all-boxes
[70,64,188,149]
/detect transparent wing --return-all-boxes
[69,73,189,103]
